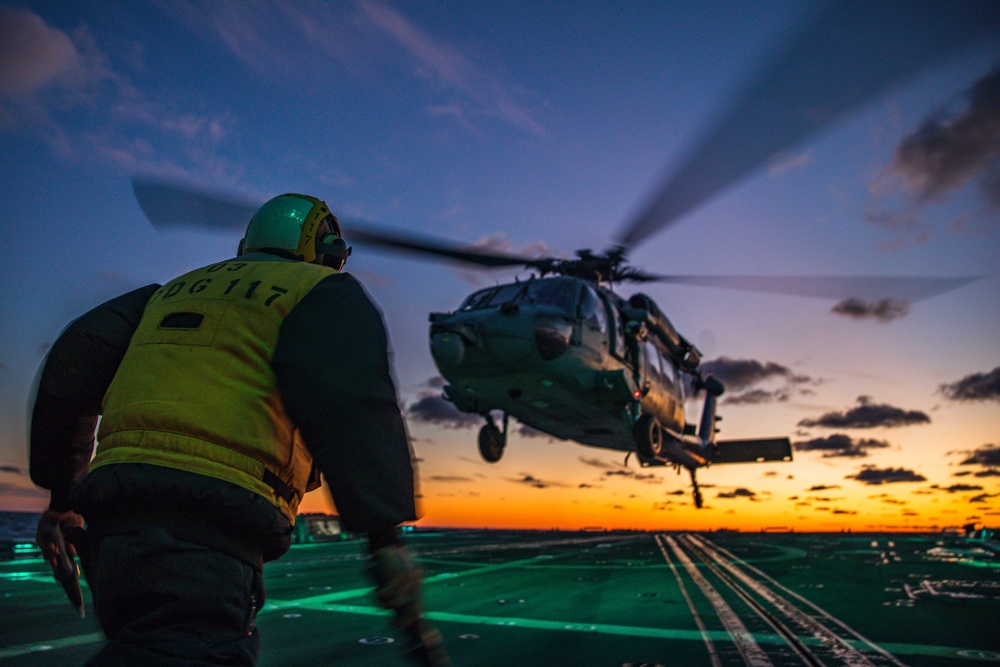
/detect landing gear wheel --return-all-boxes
[633,414,663,459]
[478,423,505,463]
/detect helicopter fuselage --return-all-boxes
[429,276,698,461]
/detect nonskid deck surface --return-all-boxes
[1,529,997,666]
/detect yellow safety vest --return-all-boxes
[93,257,333,521]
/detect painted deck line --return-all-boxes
[688,533,882,667]
[4,602,994,661]
[261,546,601,614]
[701,535,910,667]
[655,533,721,667]
[282,599,1000,660]
[0,633,103,660]
[291,599,774,643]
[666,535,775,667]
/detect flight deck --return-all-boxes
[1,526,997,666]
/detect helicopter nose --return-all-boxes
[481,312,535,363]
[430,332,465,367]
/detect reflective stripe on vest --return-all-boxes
[93,256,334,521]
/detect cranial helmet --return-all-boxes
[238,193,351,269]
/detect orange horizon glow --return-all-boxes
[2,476,988,534]
[295,472,990,534]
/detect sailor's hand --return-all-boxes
[369,545,451,666]
[369,545,424,627]
[36,508,84,569]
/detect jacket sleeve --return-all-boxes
[29,284,160,511]
[273,273,417,533]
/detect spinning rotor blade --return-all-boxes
[343,223,545,268]
[616,0,1000,249]
[648,274,980,302]
[132,175,549,269]
[132,177,261,231]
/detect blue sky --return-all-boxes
[1,1,998,529]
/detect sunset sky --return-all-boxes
[1,1,998,532]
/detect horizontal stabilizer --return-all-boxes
[713,438,792,464]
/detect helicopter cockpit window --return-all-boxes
[661,354,677,387]
[578,285,607,333]
[643,340,663,384]
[530,279,575,311]
[458,278,575,312]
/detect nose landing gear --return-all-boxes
[478,413,508,463]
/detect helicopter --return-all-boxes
[128,1,993,508]
[338,229,802,510]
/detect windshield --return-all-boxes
[458,278,575,312]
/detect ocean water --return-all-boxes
[0,511,41,542]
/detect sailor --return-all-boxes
[30,194,446,665]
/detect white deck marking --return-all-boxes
[694,534,909,667]
[655,534,722,667]
[665,535,775,667]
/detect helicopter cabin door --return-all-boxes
[640,340,683,433]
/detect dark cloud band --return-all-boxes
[799,396,930,429]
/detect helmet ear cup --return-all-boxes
[315,233,351,270]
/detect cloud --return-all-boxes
[717,487,757,500]
[516,424,548,439]
[831,297,910,322]
[845,465,927,485]
[956,444,1000,469]
[358,1,547,136]
[930,483,984,493]
[175,0,546,137]
[939,366,1000,402]
[0,6,80,98]
[866,66,1000,244]
[601,470,660,483]
[798,395,930,429]
[0,482,48,499]
[703,357,808,391]
[0,6,236,179]
[579,457,617,469]
[700,356,816,405]
[970,493,999,504]
[507,473,568,490]
[579,457,660,483]
[891,66,1000,204]
[724,388,790,405]
[406,395,480,428]
[450,231,551,285]
[807,484,841,492]
[468,231,550,258]
[428,475,473,483]
[794,433,891,458]
[767,149,814,176]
